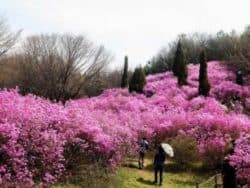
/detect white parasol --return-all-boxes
[161,143,174,157]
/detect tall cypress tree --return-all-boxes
[129,67,146,93]
[198,50,210,96]
[121,56,128,88]
[173,40,187,85]
[177,61,188,85]
[173,40,183,76]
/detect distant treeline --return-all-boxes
[1,14,250,101]
[144,26,250,75]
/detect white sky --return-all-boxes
[1,0,250,69]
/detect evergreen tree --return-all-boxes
[177,64,188,85]
[198,50,210,96]
[121,56,128,88]
[173,40,188,85]
[129,67,146,93]
[173,40,183,76]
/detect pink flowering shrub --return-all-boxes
[0,122,33,186]
[229,134,250,185]
[0,90,66,186]
[245,98,250,109]
[0,61,249,186]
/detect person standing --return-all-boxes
[138,137,149,169]
[236,70,244,86]
[153,146,166,186]
[222,157,237,188]
[222,140,237,188]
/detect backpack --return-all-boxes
[140,140,149,153]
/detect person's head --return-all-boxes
[142,137,146,141]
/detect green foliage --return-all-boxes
[129,67,146,93]
[62,143,110,188]
[198,50,210,96]
[201,150,225,170]
[170,136,200,169]
[173,41,182,76]
[177,66,188,86]
[144,55,171,75]
[121,56,128,88]
[173,41,188,85]
[144,34,201,76]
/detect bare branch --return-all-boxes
[18,33,112,101]
[0,17,21,57]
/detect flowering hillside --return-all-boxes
[0,61,249,186]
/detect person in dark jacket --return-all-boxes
[222,140,237,188]
[236,70,244,86]
[222,157,237,188]
[153,146,166,186]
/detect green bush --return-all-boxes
[62,143,111,188]
[201,149,225,170]
[170,136,200,169]
[200,142,233,170]
[129,67,146,93]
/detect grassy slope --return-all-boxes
[54,157,217,188]
[112,158,214,188]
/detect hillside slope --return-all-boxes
[0,61,249,186]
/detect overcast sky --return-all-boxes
[1,0,250,69]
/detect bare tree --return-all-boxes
[228,26,250,75]
[0,16,21,58]
[58,34,111,98]
[19,34,112,101]
[0,54,21,88]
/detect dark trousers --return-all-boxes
[154,165,163,184]
[138,152,145,168]
[223,175,237,188]
[222,160,237,188]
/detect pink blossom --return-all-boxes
[0,61,249,185]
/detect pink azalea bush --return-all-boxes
[229,134,250,185]
[0,90,66,186]
[0,61,249,186]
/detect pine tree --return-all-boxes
[198,50,210,96]
[173,40,187,85]
[177,63,188,85]
[173,40,183,76]
[129,67,146,93]
[121,56,128,88]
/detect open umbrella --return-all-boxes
[161,143,174,157]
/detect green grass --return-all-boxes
[111,158,215,188]
[53,158,219,188]
[52,185,81,188]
